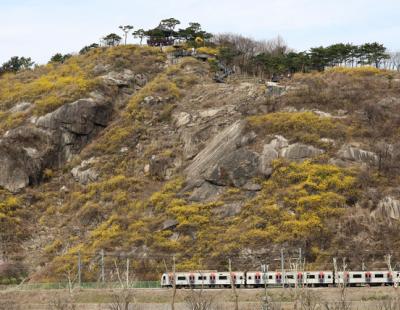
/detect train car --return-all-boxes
[284,271,304,287]
[336,271,398,286]
[246,271,276,287]
[161,271,245,288]
[302,271,333,287]
[214,271,245,287]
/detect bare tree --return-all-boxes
[387,52,400,71]
[325,258,350,310]
[298,290,321,310]
[119,25,134,45]
[184,289,215,310]
[64,268,78,295]
[108,289,135,310]
[377,297,400,310]
[47,294,76,310]
[0,299,20,310]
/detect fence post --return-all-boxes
[78,251,82,288]
[101,249,105,285]
[126,258,130,288]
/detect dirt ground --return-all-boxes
[1,287,400,309]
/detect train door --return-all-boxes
[276,272,282,285]
[210,273,216,287]
[255,272,261,286]
[189,274,195,287]
[365,272,371,285]
[297,272,303,287]
[319,272,325,286]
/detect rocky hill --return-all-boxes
[1,45,400,282]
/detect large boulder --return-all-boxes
[36,98,111,135]
[101,69,136,87]
[36,97,112,163]
[205,149,260,187]
[259,135,324,176]
[281,143,324,161]
[259,144,279,176]
[0,97,113,192]
[337,144,378,164]
[0,145,36,193]
[71,157,99,185]
[0,127,56,192]
[185,120,245,179]
[371,196,400,220]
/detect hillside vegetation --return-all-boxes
[0,44,400,284]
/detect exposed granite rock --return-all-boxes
[101,69,136,86]
[337,144,378,164]
[185,120,245,180]
[259,144,279,176]
[36,97,112,162]
[189,181,224,202]
[161,219,179,230]
[9,102,32,113]
[0,127,56,192]
[371,196,400,220]
[212,202,243,217]
[259,135,324,176]
[71,157,99,185]
[173,112,192,128]
[205,149,260,187]
[0,96,113,192]
[281,143,324,161]
[149,155,172,180]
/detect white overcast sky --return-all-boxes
[1,0,400,64]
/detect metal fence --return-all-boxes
[0,280,161,291]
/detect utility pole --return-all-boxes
[299,248,302,268]
[229,258,239,310]
[385,254,397,287]
[171,255,176,310]
[281,248,285,288]
[78,251,82,288]
[101,249,105,284]
[262,264,269,310]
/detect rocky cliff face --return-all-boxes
[1,47,400,281]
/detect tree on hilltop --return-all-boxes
[102,33,122,47]
[0,56,34,75]
[133,28,146,45]
[79,43,100,55]
[119,25,134,45]
[360,42,389,68]
[145,18,181,47]
[49,53,72,64]
[160,18,180,31]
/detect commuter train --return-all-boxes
[161,270,400,288]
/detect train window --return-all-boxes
[286,275,294,279]
[353,274,362,278]
[269,275,273,279]
[328,275,331,279]
[248,276,252,280]
[198,276,207,280]
[163,275,166,280]
[240,276,243,280]
[177,276,186,281]
[219,276,228,280]
[307,275,315,279]
[375,274,384,278]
